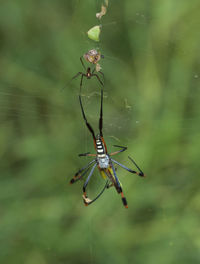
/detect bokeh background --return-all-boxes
[0,0,200,263]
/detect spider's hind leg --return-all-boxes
[109,162,128,208]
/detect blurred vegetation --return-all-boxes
[0,0,200,263]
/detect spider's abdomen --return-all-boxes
[96,138,110,168]
[96,139,105,155]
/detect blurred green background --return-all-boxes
[0,0,200,263]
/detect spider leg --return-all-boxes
[98,71,105,85]
[79,74,84,93]
[78,152,90,156]
[98,88,108,152]
[92,73,104,86]
[79,152,96,157]
[80,56,86,70]
[92,67,96,74]
[128,156,145,177]
[61,72,82,91]
[110,162,128,208]
[111,158,145,177]
[79,95,96,141]
[83,163,97,192]
[70,159,96,184]
[82,163,97,205]
[71,167,91,184]
[71,72,83,81]
[79,74,88,93]
[83,180,109,206]
[110,145,127,156]
[110,161,121,188]
[99,87,103,136]
[106,182,114,189]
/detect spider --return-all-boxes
[69,88,145,208]
[71,55,105,92]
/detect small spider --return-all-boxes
[70,88,145,208]
[71,53,104,92]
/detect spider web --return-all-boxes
[0,1,200,264]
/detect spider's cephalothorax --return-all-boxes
[70,88,145,208]
[86,67,92,78]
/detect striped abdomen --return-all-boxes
[96,139,106,157]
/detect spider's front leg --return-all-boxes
[93,73,104,86]
[111,157,145,177]
[71,72,82,81]
[80,56,86,70]
[110,145,127,156]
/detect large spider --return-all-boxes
[71,56,105,92]
[70,88,145,208]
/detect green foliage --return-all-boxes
[87,25,101,42]
[0,0,200,263]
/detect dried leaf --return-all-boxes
[96,63,102,72]
[96,4,107,19]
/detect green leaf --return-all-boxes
[87,25,101,42]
